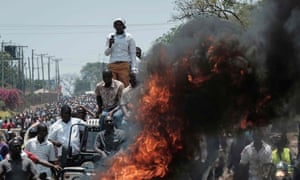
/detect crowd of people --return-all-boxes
[0,17,298,180]
[0,17,142,180]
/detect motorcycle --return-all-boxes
[260,161,292,180]
[274,161,292,180]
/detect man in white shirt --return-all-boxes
[120,72,139,128]
[104,18,136,87]
[48,105,81,167]
[239,128,272,180]
[25,123,56,179]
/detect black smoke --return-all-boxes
[139,0,300,134]
[134,0,300,179]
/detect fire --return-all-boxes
[99,72,183,180]
[98,33,276,179]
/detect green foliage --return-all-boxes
[156,0,260,44]
[74,78,91,96]
[0,100,5,110]
[155,26,181,44]
[173,0,259,26]
[0,52,24,89]
[73,62,104,95]
[80,62,103,83]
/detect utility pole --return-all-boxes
[31,49,34,81]
[46,55,54,91]
[52,58,62,99]
[27,57,32,92]
[31,49,35,93]
[35,53,47,91]
[16,45,28,92]
[1,41,4,87]
[36,56,40,81]
[52,58,62,87]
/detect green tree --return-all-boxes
[74,78,91,96]
[155,0,261,44]
[155,26,181,44]
[173,0,260,26]
[0,52,19,88]
[73,62,104,95]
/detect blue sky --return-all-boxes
[0,0,180,76]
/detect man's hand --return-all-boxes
[53,141,62,147]
[109,35,115,48]
[52,164,62,172]
[108,111,113,118]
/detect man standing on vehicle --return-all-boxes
[48,104,81,167]
[120,72,139,129]
[104,18,136,87]
[95,69,124,130]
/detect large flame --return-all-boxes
[99,71,183,180]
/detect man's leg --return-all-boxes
[112,108,124,129]
[107,63,118,80]
[107,62,130,86]
[100,111,108,130]
[118,63,130,87]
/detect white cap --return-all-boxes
[113,18,126,26]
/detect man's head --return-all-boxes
[76,106,87,120]
[136,47,142,59]
[274,133,287,151]
[252,128,264,144]
[104,115,114,130]
[60,104,72,123]
[102,69,113,87]
[8,137,22,158]
[37,123,48,140]
[113,18,126,34]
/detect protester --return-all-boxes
[132,46,142,73]
[94,115,126,159]
[239,128,272,180]
[25,123,57,179]
[0,132,8,160]
[0,137,38,180]
[120,72,140,129]
[74,105,95,121]
[95,69,124,130]
[104,17,136,87]
[48,104,81,167]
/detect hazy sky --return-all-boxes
[0,0,180,77]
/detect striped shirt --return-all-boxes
[25,137,56,177]
[95,79,124,111]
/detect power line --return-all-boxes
[0,28,175,35]
[0,22,178,28]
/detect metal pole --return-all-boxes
[1,42,4,87]
[28,57,31,92]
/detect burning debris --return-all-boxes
[98,0,300,179]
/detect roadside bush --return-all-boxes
[0,88,23,110]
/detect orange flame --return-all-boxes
[99,72,183,180]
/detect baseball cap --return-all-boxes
[113,18,126,26]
